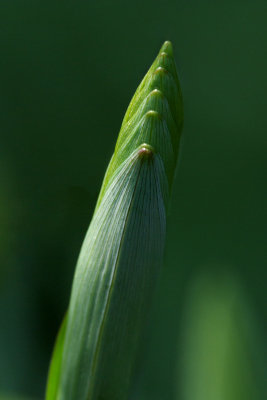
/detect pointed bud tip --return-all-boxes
[160,41,173,56]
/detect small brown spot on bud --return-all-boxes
[138,144,155,160]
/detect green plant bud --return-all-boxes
[46,41,183,400]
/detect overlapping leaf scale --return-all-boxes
[122,41,183,140]
[97,41,183,207]
[57,146,167,400]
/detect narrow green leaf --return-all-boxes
[46,41,183,400]
[45,314,67,400]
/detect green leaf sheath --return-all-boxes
[59,147,167,400]
[46,41,183,400]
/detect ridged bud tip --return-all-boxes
[160,40,173,56]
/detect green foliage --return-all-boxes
[46,41,183,400]
[178,271,264,400]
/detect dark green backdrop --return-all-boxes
[0,1,266,399]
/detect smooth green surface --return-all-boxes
[177,271,265,400]
[0,1,266,399]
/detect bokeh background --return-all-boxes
[0,1,266,399]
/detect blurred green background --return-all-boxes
[0,1,266,399]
